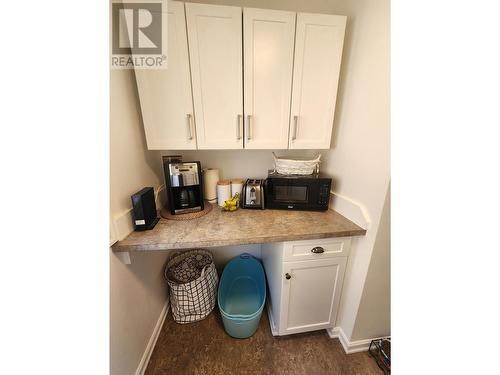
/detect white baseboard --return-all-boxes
[266,304,381,354]
[266,303,278,336]
[135,302,169,375]
[326,326,386,354]
[329,191,371,230]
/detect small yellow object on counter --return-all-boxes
[222,193,240,212]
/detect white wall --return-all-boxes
[110,250,170,375]
[210,244,262,273]
[351,185,390,341]
[110,67,169,375]
[168,149,323,180]
[322,0,390,340]
[110,71,163,219]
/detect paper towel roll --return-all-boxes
[203,168,220,202]
[217,180,231,207]
[230,179,244,197]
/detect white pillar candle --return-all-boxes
[216,180,231,207]
[230,179,244,198]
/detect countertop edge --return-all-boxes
[112,229,367,253]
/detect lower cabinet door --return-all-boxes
[280,257,347,335]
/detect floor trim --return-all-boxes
[266,303,278,336]
[326,327,386,354]
[135,302,169,375]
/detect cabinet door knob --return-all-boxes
[311,246,325,254]
[285,273,291,280]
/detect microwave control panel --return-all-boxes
[318,183,331,206]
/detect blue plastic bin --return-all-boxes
[218,253,266,338]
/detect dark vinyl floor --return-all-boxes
[145,309,382,375]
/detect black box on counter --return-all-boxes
[131,187,159,231]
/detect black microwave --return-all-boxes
[265,171,332,211]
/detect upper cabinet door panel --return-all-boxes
[289,13,346,149]
[135,1,196,150]
[243,8,295,150]
[186,3,243,150]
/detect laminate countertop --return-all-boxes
[112,206,366,252]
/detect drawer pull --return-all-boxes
[311,246,325,254]
[285,273,291,280]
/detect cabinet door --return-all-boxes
[186,3,243,149]
[134,1,196,150]
[243,8,295,149]
[289,13,346,149]
[280,257,347,335]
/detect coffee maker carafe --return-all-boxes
[164,160,204,215]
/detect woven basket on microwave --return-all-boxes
[273,152,321,175]
[164,249,218,324]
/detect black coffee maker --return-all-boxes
[163,157,204,215]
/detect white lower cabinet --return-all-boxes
[262,238,349,336]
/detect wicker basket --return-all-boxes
[273,152,321,175]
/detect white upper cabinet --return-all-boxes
[135,5,347,151]
[289,13,346,149]
[186,3,244,149]
[243,8,295,150]
[134,1,196,150]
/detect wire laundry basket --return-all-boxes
[164,249,218,324]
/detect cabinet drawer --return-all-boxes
[283,237,351,261]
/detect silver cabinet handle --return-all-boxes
[292,115,298,140]
[311,246,325,254]
[237,114,242,140]
[247,115,252,140]
[187,114,194,140]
